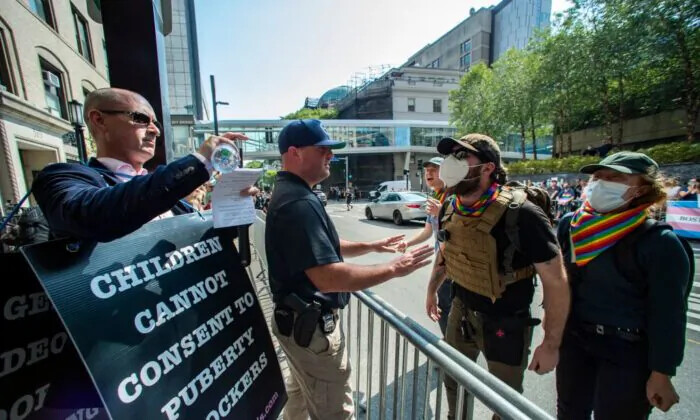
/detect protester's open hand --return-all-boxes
[528,343,559,375]
[390,244,433,277]
[647,372,679,412]
[396,241,408,253]
[371,235,405,253]
[426,291,441,322]
[426,198,441,217]
[198,132,249,162]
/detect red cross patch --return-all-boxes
[496,329,505,338]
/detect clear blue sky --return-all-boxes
[195,0,573,120]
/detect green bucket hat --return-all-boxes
[579,151,659,175]
[422,157,444,168]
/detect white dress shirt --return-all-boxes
[96,157,175,220]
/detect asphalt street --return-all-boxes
[323,201,700,419]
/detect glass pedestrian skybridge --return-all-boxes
[193,119,551,160]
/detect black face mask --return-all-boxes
[453,166,483,196]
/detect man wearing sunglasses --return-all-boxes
[32,87,257,242]
[425,134,570,419]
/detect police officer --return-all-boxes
[556,152,690,419]
[425,134,570,420]
[397,156,454,335]
[266,119,433,420]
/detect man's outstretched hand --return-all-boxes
[390,244,433,277]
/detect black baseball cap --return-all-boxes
[579,151,659,175]
[437,134,502,167]
[278,119,346,154]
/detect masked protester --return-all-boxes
[397,156,454,335]
[556,152,690,419]
[426,134,570,420]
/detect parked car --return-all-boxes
[369,180,412,199]
[365,191,427,225]
[313,189,327,206]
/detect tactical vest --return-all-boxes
[441,189,536,301]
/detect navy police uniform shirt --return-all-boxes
[265,171,349,309]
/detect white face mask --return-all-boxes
[585,179,631,213]
[439,155,470,188]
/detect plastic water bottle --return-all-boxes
[211,144,240,173]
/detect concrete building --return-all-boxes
[164,0,203,158]
[0,0,109,208]
[336,0,551,124]
[492,0,552,62]
[404,0,551,70]
[336,67,463,121]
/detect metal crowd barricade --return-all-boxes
[248,212,553,420]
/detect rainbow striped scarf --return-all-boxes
[569,202,650,266]
[452,183,500,217]
[433,188,448,204]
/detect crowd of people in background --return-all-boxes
[516,175,699,223]
[327,186,360,201]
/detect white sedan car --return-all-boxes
[365,192,428,225]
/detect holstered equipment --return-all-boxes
[441,188,536,301]
[277,293,337,348]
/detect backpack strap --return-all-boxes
[439,198,454,228]
[502,189,528,281]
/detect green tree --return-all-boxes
[245,160,264,169]
[449,62,507,140]
[625,0,700,142]
[532,23,592,156]
[492,49,545,159]
[282,107,338,120]
[261,170,278,187]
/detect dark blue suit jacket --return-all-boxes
[32,155,210,242]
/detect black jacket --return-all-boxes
[558,214,689,375]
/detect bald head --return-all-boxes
[84,88,160,170]
[84,88,152,123]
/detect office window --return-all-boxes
[460,53,471,70]
[40,59,67,119]
[72,5,93,63]
[460,39,471,55]
[0,30,14,94]
[460,39,472,70]
[433,99,442,113]
[428,58,440,69]
[408,98,415,112]
[28,0,56,29]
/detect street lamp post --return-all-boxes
[209,75,229,137]
[68,100,87,163]
[210,75,250,267]
[332,156,349,193]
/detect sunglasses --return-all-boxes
[453,147,494,164]
[99,109,163,134]
[452,148,475,160]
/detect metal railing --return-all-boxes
[250,211,553,420]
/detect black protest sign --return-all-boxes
[21,214,286,420]
[1,253,105,420]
